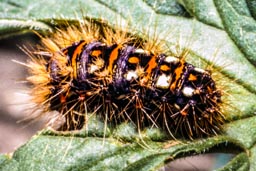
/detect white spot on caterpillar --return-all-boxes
[126,70,138,81]
[89,65,100,73]
[182,86,195,97]
[156,74,171,89]
[135,48,149,54]
[194,67,207,74]
[165,56,179,64]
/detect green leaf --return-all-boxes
[214,0,256,65]
[1,0,256,170]
[178,0,224,28]
[247,0,256,19]
[143,0,189,16]
[0,123,246,171]
[0,19,51,39]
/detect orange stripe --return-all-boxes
[108,44,122,74]
[170,60,185,91]
[141,55,157,84]
[160,64,170,71]
[71,41,87,79]
[128,57,140,64]
[91,50,102,57]
[188,74,197,81]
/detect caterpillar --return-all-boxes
[22,21,225,139]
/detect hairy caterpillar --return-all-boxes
[20,20,225,139]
